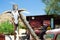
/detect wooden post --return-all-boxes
[19,13,40,40]
[13,4,18,40]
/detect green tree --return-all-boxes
[42,0,60,15]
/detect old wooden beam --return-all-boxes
[13,4,18,40]
[19,13,40,40]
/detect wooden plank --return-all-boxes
[19,13,40,40]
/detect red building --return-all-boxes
[26,15,51,29]
[26,15,60,29]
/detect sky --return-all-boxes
[0,0,46,16]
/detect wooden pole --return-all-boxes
[19,13,40,40]
[13,4,18,40]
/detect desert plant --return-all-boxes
[0,20,14,34]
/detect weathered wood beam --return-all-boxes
[13,4,18,40]
[19,13,40,40]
